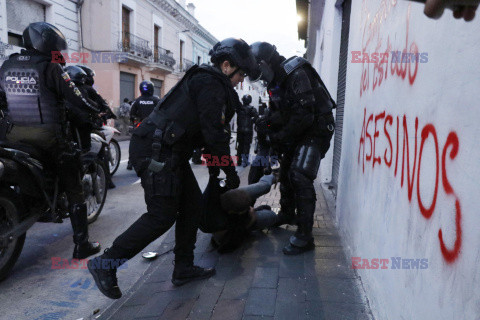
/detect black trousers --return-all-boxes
[236,132,253,164]
[279,141,319,243]
[105,161,203,265]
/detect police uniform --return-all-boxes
[247,108,273,185]
[235,102,258,165]
[0,48,100,258]
[101,64,239,270]
[129,94,160,123]
[266,56,335,253]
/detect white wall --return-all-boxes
[329,1,480,319]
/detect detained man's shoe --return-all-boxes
[126,162,133,170]
[88,257,122,299]
[171,265,216,286]
[73,241,101,259]
[282,240,315,255]
[107,181,116,189]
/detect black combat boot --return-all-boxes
[172,262,216,286]
[88,252,122,299]
[70,203,101,259]
[282,199,315,255]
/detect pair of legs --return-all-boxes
[104,162,202,265]
[236,132,253,166]
[277,138,322,255]
[89,161,214,299]
[7,125,101,259]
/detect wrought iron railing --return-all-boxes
[118,32,152,58]
[153,45,176,68]
[179,58,195,72]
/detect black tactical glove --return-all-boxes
[222,166,240,189]
[208,165,220,177]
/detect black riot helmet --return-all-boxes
[139,80,154,96]
[250,42,283,85]
[77,65,96,85]
[23,22,68,56]
[209,38,260,81]
[64,65,88,85]
[242,94,252,106]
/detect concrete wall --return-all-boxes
[316,0,480,319]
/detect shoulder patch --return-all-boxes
[61,72,71,82]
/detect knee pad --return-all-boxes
[289,170,316,200]
[291,140,321,181]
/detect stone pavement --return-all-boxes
[89,169,373,320]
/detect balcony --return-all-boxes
[151,46,176,71]
[118,32,153,65]
[177,58,195,73]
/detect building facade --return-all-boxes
[80,0,217,108]
[301,0,480,319]
[0,0,218,110]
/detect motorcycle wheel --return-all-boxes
[0,188,26,282]
[83,160,108,224]
[108,139,121,176]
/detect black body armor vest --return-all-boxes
[0,52,63,130]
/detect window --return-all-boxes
[122,6,131,50]
[6,0,46,46]
[197,56,201,65]
[8,32,23,47]
[151,79,163,97]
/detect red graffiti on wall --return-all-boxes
[359,3,419,97]
[358,108,462,263]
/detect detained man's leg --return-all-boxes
[172,165,215,286]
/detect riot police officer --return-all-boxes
[247,103,273,185]
[78,65,117,124]
[88,38,258,299]
[127,81,160,170]
[69,65,116,189]
[0,22,101,259]
[65,66,116,189]
[235,94,258,166]
[64,66,98,151]
[250,42,336,255]
[130,81,160,123]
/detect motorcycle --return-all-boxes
[0,133,108,281]
[100,125,121,176]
